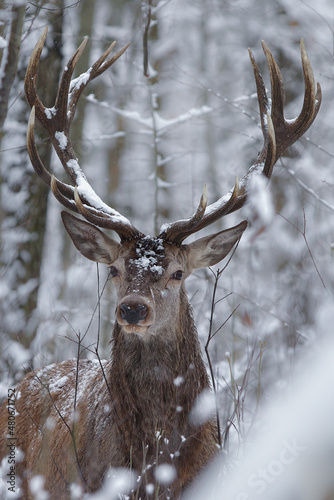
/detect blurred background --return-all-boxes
[0,0,333,492]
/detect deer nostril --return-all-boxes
[120,304,148,325]
[138,305,148,320]
[120,304,129,320]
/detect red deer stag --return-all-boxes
[0,27,321,500]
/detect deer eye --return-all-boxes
[171,270,183,280]
[109,266,119,278]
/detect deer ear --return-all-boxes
[187,221,247,269]
[61,212,121,265]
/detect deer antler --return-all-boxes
[26,31,320,245]
[159,39,321,245]
[25,27,143,242]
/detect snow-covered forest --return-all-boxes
[1,0,333,498]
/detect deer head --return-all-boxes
[25,27,321,338]
[61,212,246,335]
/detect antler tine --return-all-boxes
[160,39,320,245]
[50,175,79,212]
[27,106,79,212]
[159,185,208,244]
[159,179,241,244]
[25,28,142,242]
[248,47,269,139]
[28,105,118,219]
[66,41,131,126]
[262,38,322,161]
[24,27,48,121]
[54,37,89,130]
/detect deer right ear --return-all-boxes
[187,220,247,269]
[61,212,121,265]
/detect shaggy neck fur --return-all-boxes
[108,286,211,467]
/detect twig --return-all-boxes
[205,268,223,447]
[73,331,83,413]
[211,304,240,340]
[278,210,331,298]
[80,274,110,342]
[256,341,265,408]
[205,236,243,447]
[96,263,101,352]
[143,0,153,77]
[94,348,112,402]
[282,161,334,213]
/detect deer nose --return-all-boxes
[120,304,148,325]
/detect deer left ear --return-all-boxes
[61,211,121,265]
[187,220,247,269]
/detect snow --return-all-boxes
[45,107,57,119]
[146,484,155,494]
[173,376,184,386]
[55,131,68,151]
[184,338,334,500]
[202,192,233,218]
[89,468,136,500]
[245,172,274,229]
[66,158,132,225]
[69,68,92,94]
[131,257,163,274]
[189,389,216,426]
[87,94,212,137]
[154,464,177,485]
[29,475,49,500]
[150,264,163,274]
[6,341,30,367]
[0,37,7,49]
[49,375,69,391]
[69,483,82,499]
[130,236,165,275]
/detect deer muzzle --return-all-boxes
[117,296,154,333]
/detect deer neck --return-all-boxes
[109,288,210,434]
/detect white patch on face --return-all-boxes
[122,325,149,335]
